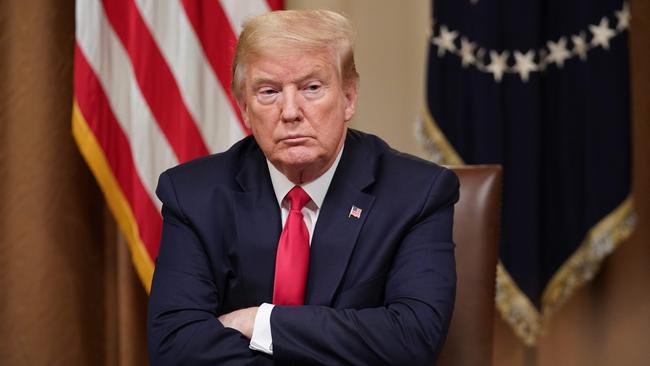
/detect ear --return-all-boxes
[343,81,358,122]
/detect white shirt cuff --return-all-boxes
[249,302,275,354]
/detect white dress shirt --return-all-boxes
[249,146,344,355]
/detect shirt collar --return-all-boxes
[266,145,344,209]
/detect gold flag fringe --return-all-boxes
[72,101,155,292]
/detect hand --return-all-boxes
[218,307,259,339]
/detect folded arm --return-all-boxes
[147,172,273,366]
[149,167,458,366]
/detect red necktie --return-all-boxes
[273,186,311,305]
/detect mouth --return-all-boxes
[280,135,311,145]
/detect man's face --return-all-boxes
[239,48,357,183]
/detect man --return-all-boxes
[148,9,458,365]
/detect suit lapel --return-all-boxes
[305,131,377,305]
[233,145,282,302]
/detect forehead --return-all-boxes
[245,48,340,83]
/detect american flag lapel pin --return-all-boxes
[348,205,362,219]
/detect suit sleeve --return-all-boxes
[270,168,459,366]
[147,171,273,366]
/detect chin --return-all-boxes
[281,147,320,165]
[281,156,319,169]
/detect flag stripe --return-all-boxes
[133,0,244,153]
[265,0,283,10]
[181,0,250,135]
[74,0,283,291]
[74,44,162,259]
[76,0,177,209]
[101,0,209,162]
[72,101,156,291]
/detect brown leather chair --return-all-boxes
[437,165,503,366]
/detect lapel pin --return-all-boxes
[348,205,362,219]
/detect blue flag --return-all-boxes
[422,0,635,344]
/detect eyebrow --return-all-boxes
[294,68,328,85]
[250,77,279,89]
[250,68,329,89]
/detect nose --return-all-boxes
[280,87,301,122]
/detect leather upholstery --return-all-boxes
[438,165,503,366]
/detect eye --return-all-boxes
[258,87,277,96]
[304,82,322,93]
[301,81,324,99]
[256,87,278,103]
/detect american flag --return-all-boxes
[72,0,283,292]
[349,206,362,219]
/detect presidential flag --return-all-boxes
[72,0,283,292]
[421,0,635,344]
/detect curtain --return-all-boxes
[0,1,147,364]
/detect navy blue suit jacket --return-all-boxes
[148,129,459,365]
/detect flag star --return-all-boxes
[432,25,459,57]
[459,37,477,67]
[546,37,571,68]
[615,2,630,31]
[571,32,589,61]
[485,50,509,82]
[513,50,537,82]
[590,17,616,50]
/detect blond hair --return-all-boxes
[231,9,359,101]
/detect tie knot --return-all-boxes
[286,186,310,211]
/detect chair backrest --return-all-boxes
[437,165,503,366]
